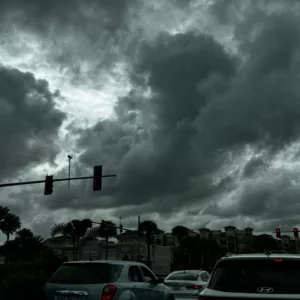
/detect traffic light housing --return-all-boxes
[276,228,281,238]
[120,225,123,234]
[44,175,53,195]
[294,228,299,238]
[93,165,102,191]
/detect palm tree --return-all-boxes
[2,213,21,241]
[16,228,34,239]
[93,220,117,260]
[0,205,10,234]
[51,218,92,260]
[0,228,46,263]
[138,220,159,269]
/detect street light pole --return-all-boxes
[67,155,73,188]
[137,215,141,262]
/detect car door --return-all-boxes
[128,265,151,300]
[139,266,165,300]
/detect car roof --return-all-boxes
[169,270,204,274]
[220,253,300,260]
[64,260,147,266]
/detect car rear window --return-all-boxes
[166,273,199,281]
[208,259,300,294]
[49,263,123,284]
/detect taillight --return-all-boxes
[199,297,205,300]
[102,285,117,300]
[186,285,201,290]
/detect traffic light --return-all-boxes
[93,165,102,191]
[276,228,281,238]
[294,228,299,238]
[120,225,123,234]
[44,175,53,195]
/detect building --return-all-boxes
[45,231,174,276]
[44,236,75,261]
[45,236,101,261]
[199,226,254,253]
[277,235,300,253]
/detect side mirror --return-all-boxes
[156,277,164,284]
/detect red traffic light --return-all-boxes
[294,228,298,232]
[276,228,280,233]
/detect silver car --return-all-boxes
[45,260,175,300]
[164,270,210,299]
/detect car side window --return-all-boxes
[128,266,143,282]
[140,266,156,283]
[201,272,209,282]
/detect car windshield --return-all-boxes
[166,273,199,281]
[208,259,300,294]
[49,263,123,284]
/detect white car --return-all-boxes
[164,270,210,299]
[45,260,175,300]
[200,252,300,299]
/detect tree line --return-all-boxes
[0,205,280,269]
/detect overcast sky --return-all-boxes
[1,0,300,241]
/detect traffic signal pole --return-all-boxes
[0,174,116,188]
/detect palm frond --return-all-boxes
[50,223,67,237]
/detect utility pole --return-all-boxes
[67,155,73,188]
[137,215,141,262]
[119,217,122,234]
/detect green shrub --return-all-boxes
[0,270,48,300]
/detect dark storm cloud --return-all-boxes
[44,31,236,212]
[2,0,135,33]
[32,2,300,226]
[243,156,269,178]
[0,66,66,180]
[0,0,140,84]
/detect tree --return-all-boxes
[2,213,21,241]
[0,206,10,234]
[172,225,189,245]
[0,228,46,263]
[138,220,159,269]
[253,234,278,252]
[51,218,92,260]
[93,220,117,260]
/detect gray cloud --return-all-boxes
[2,0,300,234]
[0,66,66,180]
[243,155,269,178]
[43,31,236,212]
[37,4,300,228]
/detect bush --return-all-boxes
[0,271,48,300]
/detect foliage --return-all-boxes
[172,225,189,238]
[0,268,48,300]
[1,212,21,241]
[138,220,160,268]
[51,218,92,260]
[0,228,47,263]
[253,234,279,252]
[0,206,21,242]
[174,236,226,270]
[92,220,117,259]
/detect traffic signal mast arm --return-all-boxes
[274,228,299,238]
[91,220,137,234]
[0,165,116,196]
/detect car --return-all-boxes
[44,260,175,300]
[200,252,300,299]
[164,269,210,299]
